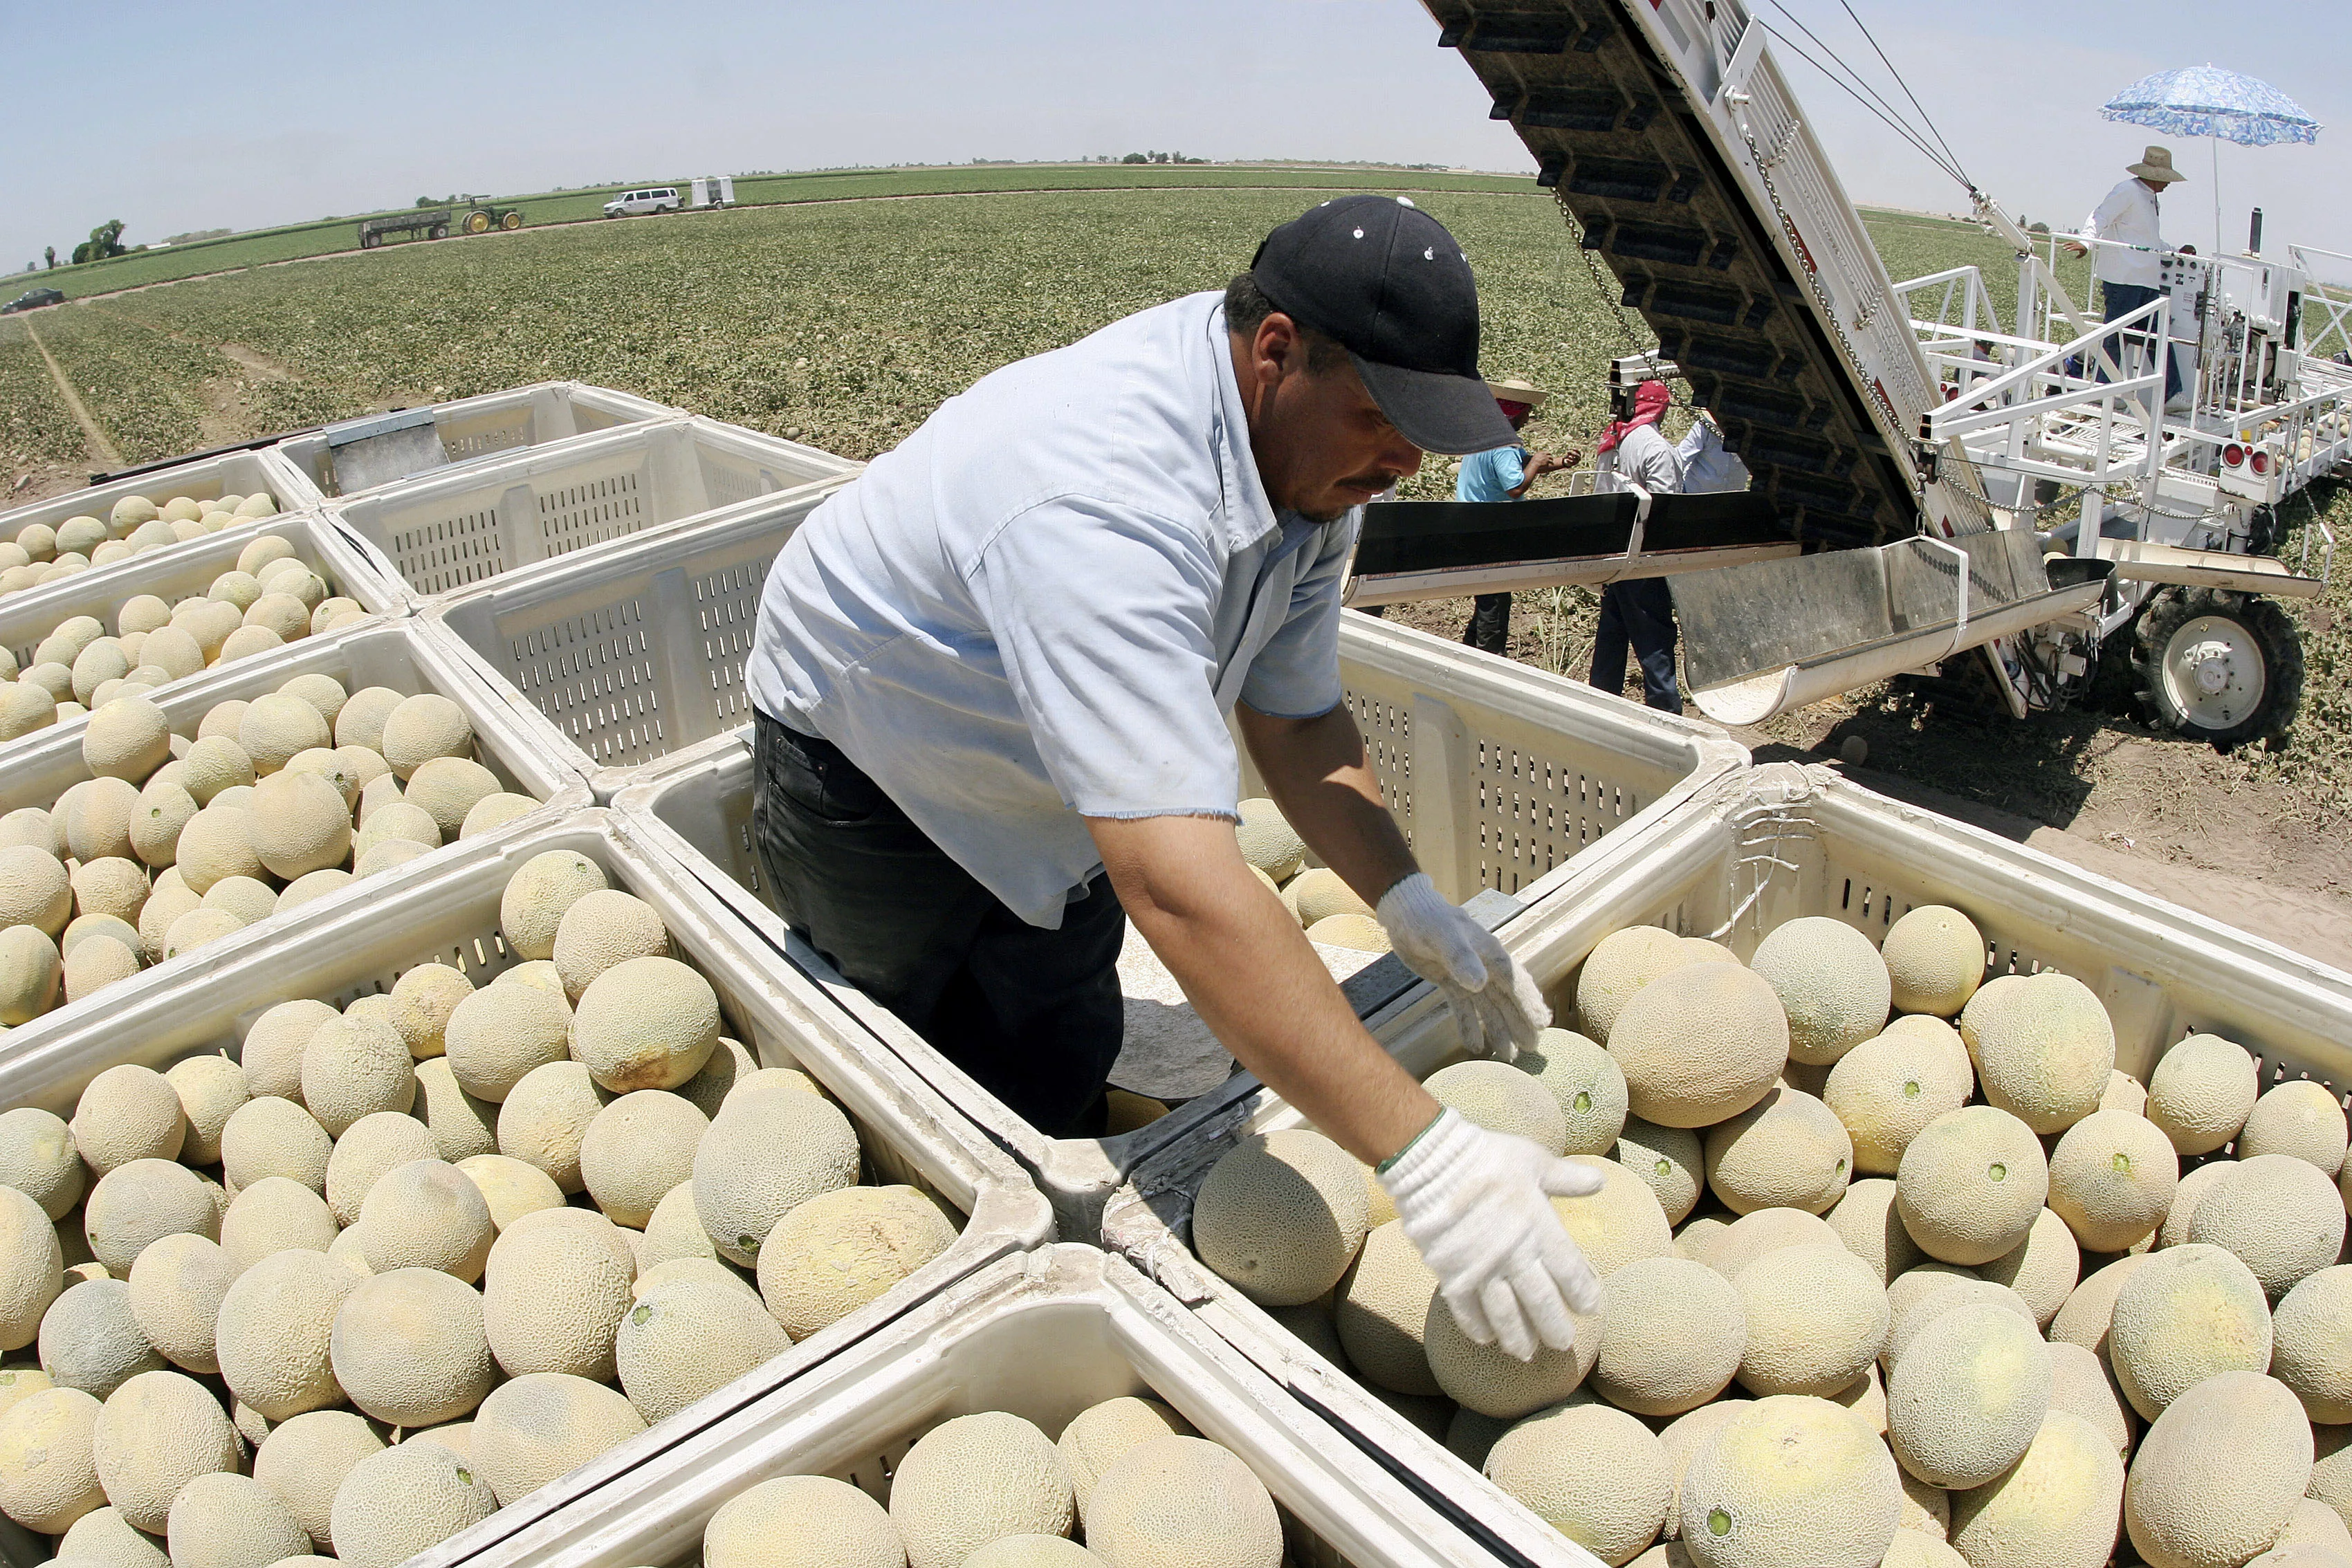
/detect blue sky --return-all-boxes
[3,0,2347,276]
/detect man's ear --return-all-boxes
[1250,312,1303,388]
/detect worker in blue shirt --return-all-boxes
[1453,377,1575,656]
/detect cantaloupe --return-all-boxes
[2046,1340,2134,1460]
[1884,1275,2035,1371]
[1426,1059,1568,1154]
[1058,1397,1193,1513]
[1657,1401,1747,1541]
[2141,1034,2259,1157]
[701,1474,906,1568]
[577,1091,707,1229]
[479,1214,634,1382]
[1895,1107,2048,1266]
[2269,1266,2352,1426]
[0,846,72,939]
[328,1268,494,1428]
[459,793,540,840]
[499,851,611,961]
[2125,1372,2312,1568]
[1590,1255,1745,1417]
[468,1371,646,1509]
[1958,974,2114,1136]
[1693,1208,1838,1282]
[325,1439,497,1568]
[355,1159,497,1281]
[1234,800,1306,882]
[1613,1117,1703,1226]
[88,1369,243,1533]
[885,1410,1075,1568]
[612,1274,790,1423]
[400,758,502,842]
[0,1107,83,1221]
[1678,1394,1901,1568]
[963,1537,1101,1566]
[1330,1219,1442,1396]
[1947,1411,2124,1568]
[122,1233,233,1374]
[2272,1499,2352,1560]
[2044,1108,2178,1256]
[83,1158,219,1275]
[1606,963,1788,1129]
[1523,1029,1630,1156]
[1734,1243,1887,1399]
[1879,907,1985,1018]
[157,1054,246,1169]
[1487,1400,1673,1567]
[2184,1152,2344,1303]
[237,695,329,777]
[2238,1080,2349,1177]
[1974,1206,2079,1330]
[322,1111,436,1226]
[60,934,139,1005]
[1702,1088,1853,1216]
[300,1014,415,1137]
[1545,1153,1672,1278]
[248,771,351,881]
[497,1061,610,1195]
[2050,1256,2150,1367]
[1082,1433,1278,1568]
[0,1385,106,1532]
[571,956,722,1093]
[455,1154,567,1233]
[378,696,472,781]
[39,1279,166,1399]
[1748,918,1890,1067]
[212,1249,356,1421]
[81,699,169,784]
[57,1502,168,1568]
[1886,1302,2050,1489]
[754,1185,956,1342]
[1189,1128,1369,1307]
[128,780,196,871]
[219,1177,336,1273]
[2104,1242,2275,1422]
[1821,1178,1926,1284]
[412,1058,498,1163]
[1423,1292,1601,1419]
[1822,1022,1976,1177]
[217,1096,332,1195]
[443,982,572,1103]
[165,1469,311,1568]
[1576,928,1704,1044]
[71,1065,188,1174]
[690,1087,859,1267]
[275,869,353,914]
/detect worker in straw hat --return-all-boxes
[746,194,1602,1365]
[1452,376,1579,656]
[2061,145,2187,406]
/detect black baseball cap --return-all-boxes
[1249,194,1514,456]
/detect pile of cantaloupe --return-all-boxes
[1189,903,2352,1568]
[1236,797,1391,954]
[0,494,284,608]
[0,849,959,1568]
[0,673,541,1026]
[696,1399,1284,1568]
[0,530,367,745]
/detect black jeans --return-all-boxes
[750,710,1123,1136]
[2099,281,2183,404]
[1591,578,1683,714]
[1463,593,1512,656]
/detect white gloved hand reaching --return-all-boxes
[1378,1107,1604,1361]
[1377,872,1551,1062]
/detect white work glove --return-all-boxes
[1377,872,1550,1062]
[1379,1108,1604,1361]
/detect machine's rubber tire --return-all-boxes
[466,210,491,234]
[360,232,380,249]
[501,210,522,230]
[429,223,450,240]
[2133,586,2304,748]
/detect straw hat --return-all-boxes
[2127,146,2186,185]
[1486,376,1549,408]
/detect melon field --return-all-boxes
[1,169,2348,958]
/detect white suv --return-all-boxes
[603,187,681,218]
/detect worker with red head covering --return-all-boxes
[1590,378,1684,714]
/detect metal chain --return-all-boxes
[1550,190,1666,380]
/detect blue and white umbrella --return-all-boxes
[2102,66,2322,250]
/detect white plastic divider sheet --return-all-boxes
[0,806,1054,1568]
[273,382,685,499]
[429,1245,1527,1568]
[1098,761,2352,1568]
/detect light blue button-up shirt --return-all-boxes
[1456,445,1527,506]
[746,290,1358,929]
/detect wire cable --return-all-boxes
[1835,0,1974,192]
[1755,21,1969,187]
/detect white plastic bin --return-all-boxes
[0,807,1054,1562]
[274,382,683,498]
[609,611,1746,1238]
[0,510,403,688]
[421,1245,1520,1568]
[0,618,589,1055]
[329,417,857,605]
[1096,760,2352,1568]
[0,446,320,548]
[425,490,828,797]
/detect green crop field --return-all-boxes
[7,167,2346,815]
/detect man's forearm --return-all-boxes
[1090,813,1436,1165]
[1235,702,1417,910]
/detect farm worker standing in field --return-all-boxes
[747,194,1603,1362]
[1452,376,1577,656]
[1588,378,1686,714]
[2061,145,2186,407]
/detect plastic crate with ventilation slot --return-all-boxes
[0,510,405,727]
[0,446,320,551]
[0,806,1054,1568]
[327,417,856,606]
[415,1245,1526,1568]
[274,382,685,498]
[1094,760,2352,1568]
[0,617,590,1055]
[607,609,1745,1239]
[424,488,829,798]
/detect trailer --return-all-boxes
[358,202,524,248]
[1393,0,2348,746]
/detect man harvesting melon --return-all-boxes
[747,196,1600,1359]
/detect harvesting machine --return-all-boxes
[1352,0,2351,746]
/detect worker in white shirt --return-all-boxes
[2062,145,2185,405]
[1589,379,1684,713]
[747,195,1601,1363]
